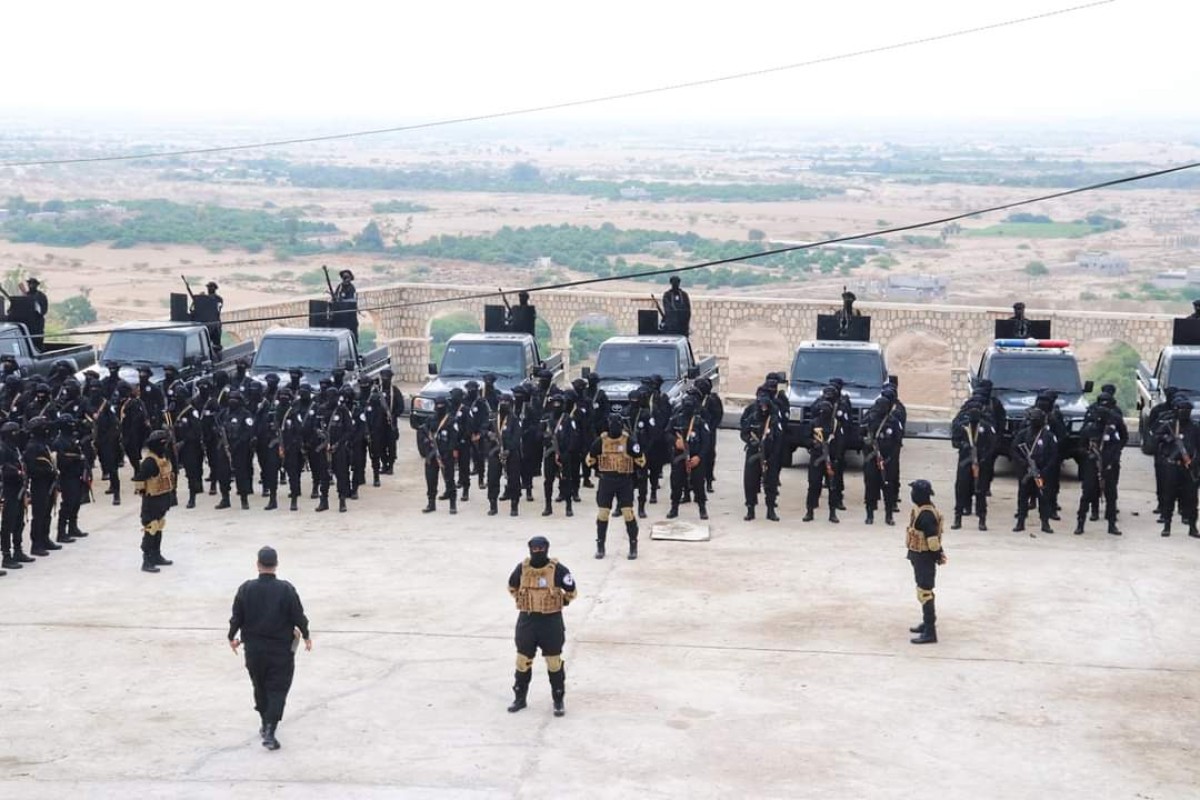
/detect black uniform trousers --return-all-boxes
[283,448,304,499]
[670,458,706,508]
[954,461,992,519]
[1016,477,1051,524]
[863,455,898,512]
[805,455,842,511]
[743,452,780,509]
[1160,464,1198,525]
[244,643,296,725]
[331,445,352,500]
[424,454,456,502]
[179,442,205,499]
[29,479,54,549]
[909,551,938,629]
[1,486,25,554]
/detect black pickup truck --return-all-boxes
[249,327,390,387]
[90,321,255,387]
[0,321,96,377]
[593,334,719,418]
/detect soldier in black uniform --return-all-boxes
[586,414,646,559]
[1086,386,1127,523]
[136,366,165,427]
[1075,398,1123,536]
[540,392,576,517]
[513,383,540,503]
[0,422,32,569]
[418,396,459,514]
[228,545,311,751]
[1012,408,1058,534]
[223,390,257,510]
[170,382,205,509]
[133,429,176,573]
[1034,390,1068,520]
[276,389,304,511]
[666,394,712,521]
[950,403,997,531]
[644,375,671,503]
[327,386,357,513]
[448,387,474,502]
[23,417,59,557]
[1010,302,1030,338]
[661,276,691,336]
[1155,395,1200,537]
[803,391,843,523]
[378,369,403,474]
[740,389,784,522]
[1149,386,1180,521]
[119,380,151,475]
[255,387,283,510]
[506,536,576,717]
[694,377,723,494]
[570,378,595,490]
[626,388,654,519]
[52,414,90,544]
[862,394,903,526]
[95,384,124,505]
[487,395,523,517]
[23,277,48,348]
[303,389,332,512]
[905,479,946,645]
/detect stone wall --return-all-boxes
[219,283,1177,404]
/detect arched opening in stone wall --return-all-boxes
[885,330,953,409]
[1074,337,1138,410]
[425,308,482,365]
[357,309,383,354]
[725,321,791,396]
[568,313,618,377]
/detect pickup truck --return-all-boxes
[89,321,255,387]
[592,334,719,418]
[409,332,564,429]
[969,339,1093,462]
[249,327,390,388]
[0,321,96,377]
[1135,345,1200,453]
[784,340,892,456]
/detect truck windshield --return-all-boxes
[987,355,1082,393]
[594,344,679,381]
[1165,358,1200,392]
[101,330,185,367]
[255,337,339,371]
[790,349,884,387]
[440,342,524,377]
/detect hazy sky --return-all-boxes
[1,0,1194,125]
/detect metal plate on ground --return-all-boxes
[650,520,711,541]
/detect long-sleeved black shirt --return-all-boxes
[228,573,310,648]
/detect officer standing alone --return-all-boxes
[228,546,312,751]
[905,479,946,645]
[507,536,576,717]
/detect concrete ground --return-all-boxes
[0,432,1197,799]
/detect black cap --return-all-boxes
[207,281,219,290]
[669,276,681,285]
[257,546,278,567]
[908,479,934,497]
[339,269,354,281]
[27,278,39,287]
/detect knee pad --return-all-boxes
[544,654,564,672]
[515,653,534,672]
[597,508,611,522]
[621,506,636,522]
[916,587,935,605]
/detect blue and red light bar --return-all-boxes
[994,338,1071,348]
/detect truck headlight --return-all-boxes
[413,397,435,412]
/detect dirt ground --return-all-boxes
[0,433,1197,798]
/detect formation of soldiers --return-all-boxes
[0,357,406,576]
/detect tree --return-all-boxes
[508,162,541,183]
[1024,260,1049,277]
[354,220,386,250]
[49,295,97,328]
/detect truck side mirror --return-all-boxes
[581,366,591,378]
[1147,377,1159,393]
[687,366,700,379]
[1083,380,1094,394]
[427,362,438,376]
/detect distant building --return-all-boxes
[1076,250,1129,275]
[619,186,650,200]
[1150,270,1188,290]
[533,256,554,269]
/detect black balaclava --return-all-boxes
[607,415,623,438]
[909,479,934,506]
[528,536,550,568]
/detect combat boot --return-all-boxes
[909,622,925,634]
[13,549,33,563]
[488,499,498,516]
[637,500,647,519]
[910,600,937,644]
[264,492,278,511]
[766,504,780,522]
[649,486,658,505]
[548,666,566,717]
[744,505,755,521]
[1012,517,1026,532]
[55,518,75,544]
[828,508,840,524]
[289,496,298,511]
[187,491,196,509]
[262,723,280,751]
[1074,517,1085,535]
[802,508,815,522]
[1190,523,1200,538]
[950,513,961,530]
[666,504,679,519]
[438,490,452,501]
[1041,520,1054,534]
[2,552,21,570]
[885,509,895,526]
[595,521,607,559]
[216,492,231,510]
[865,509,875,525]
[706,479,715,494]
[1107,521,1122,536]
[460,485,469,502]
[627,525,638,560]
[422,496,436,513]
[449,495,457,515]
[911,626,937,644]
[153,544,173,567]
[141,556,160,574]
[525,487,534,502]
[240,494,251,510]
[698,503,708,521]
[373,471,381,488]
[510,499,519,517]
[112,487,121,506]
[565,499,574,518]
[310,486,320,499]
[508,670,532,713]
[977,516,988,532]
[315,495,329,512]
[338,496,347,513]
[542,499,553,517]
[211,479,218,496]
[1161,521,1171,537]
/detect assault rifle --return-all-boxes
[424,426,444,471]
[957,424,980,480]
[1167,428,1200,482]
[1087,438,1105,492]
[1015,442,1044,491]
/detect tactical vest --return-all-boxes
[143,454,175,497]
[514,558,564,614]
[598,433,634,475]
[905,504,944,552]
